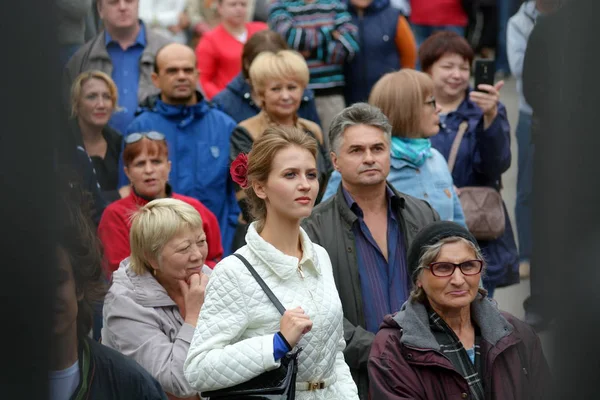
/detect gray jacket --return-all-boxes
[301,183,439,400]
[64,25,171,106]
[101,258,198,398]
[56,0,92,45]
[507,0,539,114]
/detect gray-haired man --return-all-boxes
[302,103,439,399]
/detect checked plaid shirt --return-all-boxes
[429,309,485,400]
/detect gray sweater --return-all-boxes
[56,0,93,45]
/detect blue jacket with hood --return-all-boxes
[431,91,519,289]
[344,0,401,105]
[212,73,322,126]
[118,93,239,254]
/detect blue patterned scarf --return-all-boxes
[390,137,433,167]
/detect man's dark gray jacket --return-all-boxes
[302,183,439,399]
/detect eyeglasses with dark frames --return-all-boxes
[424,97,437,110]
[124,131,166,145]
[425,260,483,277]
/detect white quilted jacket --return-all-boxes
[184,223,359,399]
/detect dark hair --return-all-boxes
[418,31,475,73]
[241,30,288,80]
[57,177,106,339]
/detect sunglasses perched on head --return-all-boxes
[124,131,166,145]
[425,260,483,277]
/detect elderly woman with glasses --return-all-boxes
[368,221,552,400]
[98,132,223,278]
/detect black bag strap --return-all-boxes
[233,253,286,316]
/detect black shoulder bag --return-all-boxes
[201,253,301,400]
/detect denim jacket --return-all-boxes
[322,149,466,226]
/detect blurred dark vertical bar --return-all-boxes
[0,0,61,398]
[528,0,600,397]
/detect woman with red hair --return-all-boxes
[98,132,223,277]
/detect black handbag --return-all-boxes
[201,253,301,400]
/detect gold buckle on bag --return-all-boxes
[308,381,325,391]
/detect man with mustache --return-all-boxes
[302,103,439,400]
[118,43,239,255]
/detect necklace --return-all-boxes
[259,110,299,129]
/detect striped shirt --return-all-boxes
[268,0,359,90]
[342,186,410,333]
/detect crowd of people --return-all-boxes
[51,0,558,399]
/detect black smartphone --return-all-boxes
[473,59,495,92]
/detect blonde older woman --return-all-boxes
[368,221,552,399]
[102,198,211,400]
[70,70,123,202]
[230,49,333,249]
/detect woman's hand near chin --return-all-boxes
[179,273,210,327]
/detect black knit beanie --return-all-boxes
[407,221,479,284]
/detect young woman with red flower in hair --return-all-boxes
[184,125,359,399]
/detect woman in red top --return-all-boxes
[195,0,267,99]
[98,132,223,277]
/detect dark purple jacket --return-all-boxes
[431,92,519,289]
[368,295,552,399]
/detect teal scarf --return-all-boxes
[390,137,433,167]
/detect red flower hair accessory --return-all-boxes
[230,153,249,189]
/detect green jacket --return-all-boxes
[302,183,439,400]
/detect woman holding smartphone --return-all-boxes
[418,30,519,298]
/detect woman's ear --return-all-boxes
[145,254,160,275]
[253,180,267,200]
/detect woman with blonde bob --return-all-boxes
[368,221,551,399]
[230,49,333,249]
[185,126,358,399]
[70,70,123,202]
[102,198,211,400]
[323,69,465,225]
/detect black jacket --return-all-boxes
[302,183,439,399]
[70,337,167,399]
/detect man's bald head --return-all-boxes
[151,43,198,106]
[154,43,197,75]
